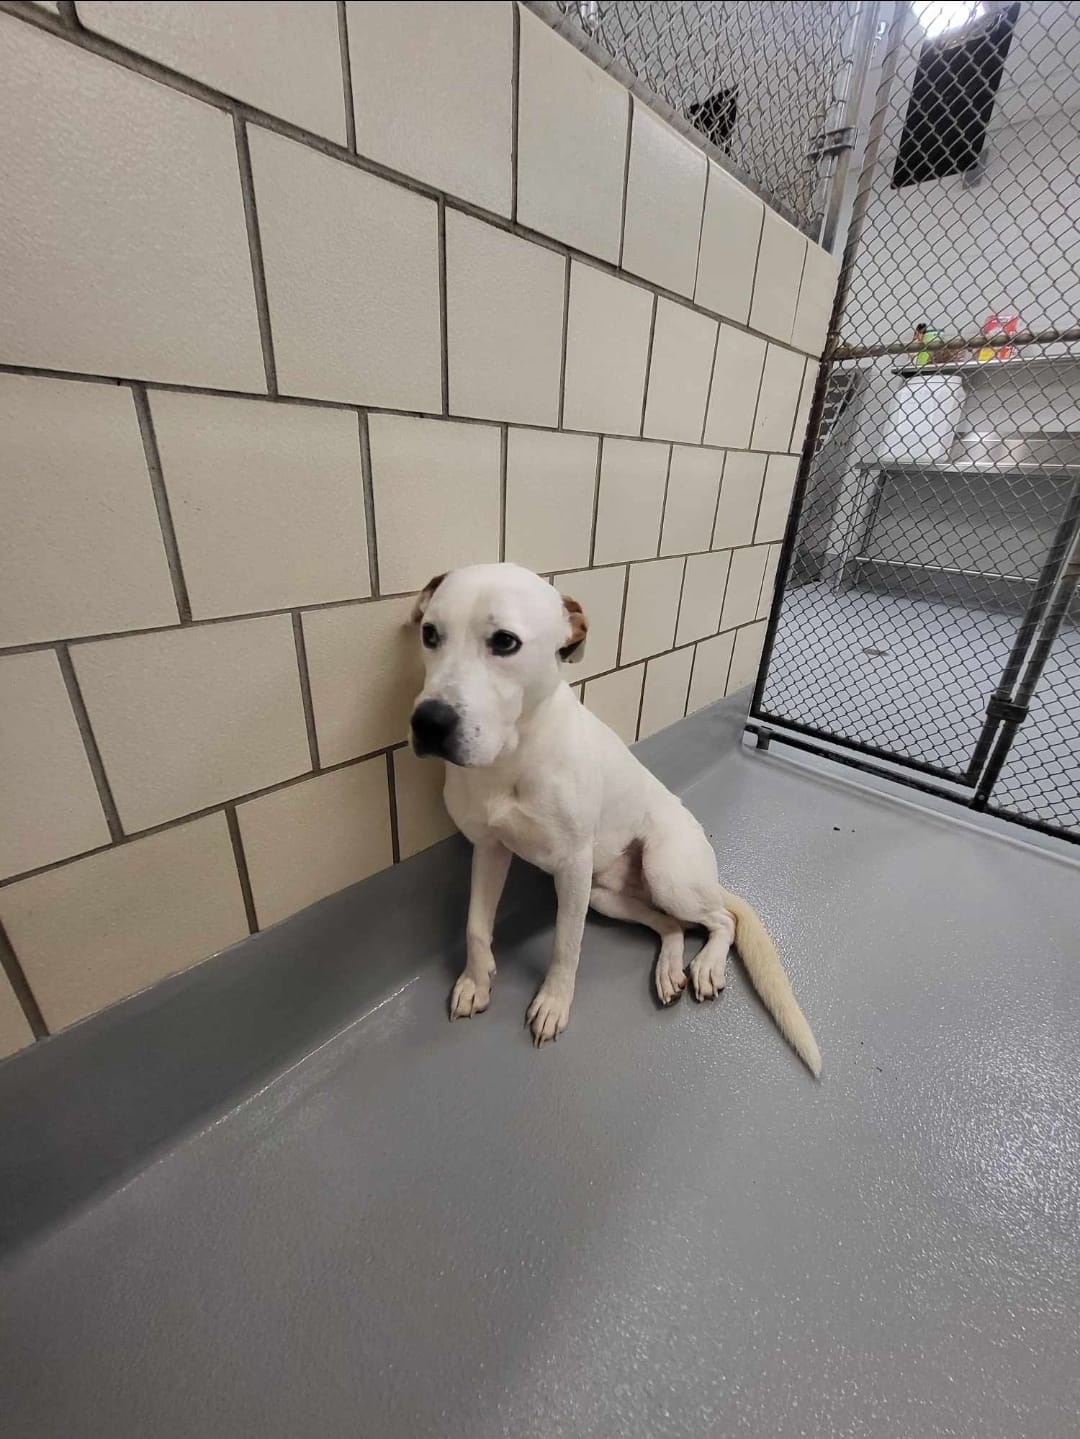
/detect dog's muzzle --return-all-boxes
[410,699,462,761]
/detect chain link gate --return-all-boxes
[750,0,1080,845]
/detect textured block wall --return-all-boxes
[0,0,838,1053]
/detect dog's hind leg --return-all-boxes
[589,886,687,1004]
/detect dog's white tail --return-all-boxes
[722,888,821,1077]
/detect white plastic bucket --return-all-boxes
[877,375,964,464]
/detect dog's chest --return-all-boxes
[445,772,568,872]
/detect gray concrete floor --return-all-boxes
[762,583,1080,831]
[2,700,1079,1438]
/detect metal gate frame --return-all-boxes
[746,0,1080,846]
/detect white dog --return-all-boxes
[410,563,820,1076]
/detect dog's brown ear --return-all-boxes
[559,594,588,663]
[411,573,446,624]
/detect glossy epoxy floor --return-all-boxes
[2,712,1079,1439]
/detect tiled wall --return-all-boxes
[0,0,838,1054]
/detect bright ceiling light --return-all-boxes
[912,1,986,38]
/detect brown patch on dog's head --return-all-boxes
[559,594,588,663]
[411,573,446,624]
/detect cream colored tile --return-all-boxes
[447,212,565,426]
[302,597,420,768]
[687,631,735,714]
[713,452,766,549]
[622,101,707,298]
[720,546,770,632]
[620,558,684,665]
[751,347,806,452]
[694,163,764,323]
[348,0,512,214]
[0,816,248,1031]
[73,616,310,832]
[152,392,369,620]
[592,439,669,566]
[552,564,626,682]
[237,759,393,929]
[661,447,723,557]
[368,416,501,595]
[757,544,783,621]
[517,8,627,262]
[562,263,653,436]
[393,748,456,860]
[748,209,807,344]
[0,652,110,882]
[0,375,178,646]
[79,1,346,141]
[791,242,840,356]
[643,300,719,443]
[676,549,731,646]
[0,977,33,1059]
[584,664,645,745]
[790,361,818,455]
[249,127,440,410]
[638,647,694,738]
[755,454,800,543]
[0,17,263,389]
[504,429,598,575]
[726,620,768,695]
[702,327,768,449]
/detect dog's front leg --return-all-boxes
[449,839,512,1020]
[527,853,592,1045]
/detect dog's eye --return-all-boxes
[421,623,439,650]
[489,629,521,656]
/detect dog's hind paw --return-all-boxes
[449,973,491,1020]
[526,986,572,1045]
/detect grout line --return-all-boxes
[499,424,509,561]
[56,0,78,24]
[699,322,722,445]
[0,739,408,893]
[225,804,259,935]
[750,453,771,543]
[438,197,450,417]
[638,292,659,438]
[233,117,279,397]
[633,659,648,741]
[357,411,381,597]
[672,555,690,645]
[131,384,192,625]
[0,3,818,362]
[614,563,632,664]
[0,538,778,661]
[684,642,700,718]
[0,919,48,1041]
[617,92,634,267]
[385,751,401,865]
[746,347,770,450]
[557,253,571,429]
[745,203,767,329]
[510,0,521,223]
[709,450,727,549]
[690,158,710,300]
[292,613,322,772]
[588,435,604,566]
[336,0,357,153]
[655,444,673,557]
[56,644,125,844]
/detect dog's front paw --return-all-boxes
[449,972,491,1020]
[526,985,572,1046]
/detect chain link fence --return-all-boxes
[753,0,1080,843]
[549,0,861,232]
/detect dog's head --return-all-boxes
[408,563,587,767]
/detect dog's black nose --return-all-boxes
[410,699,460,758]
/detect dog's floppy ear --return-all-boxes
[411,573,446,624]
[558,594,588,663]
